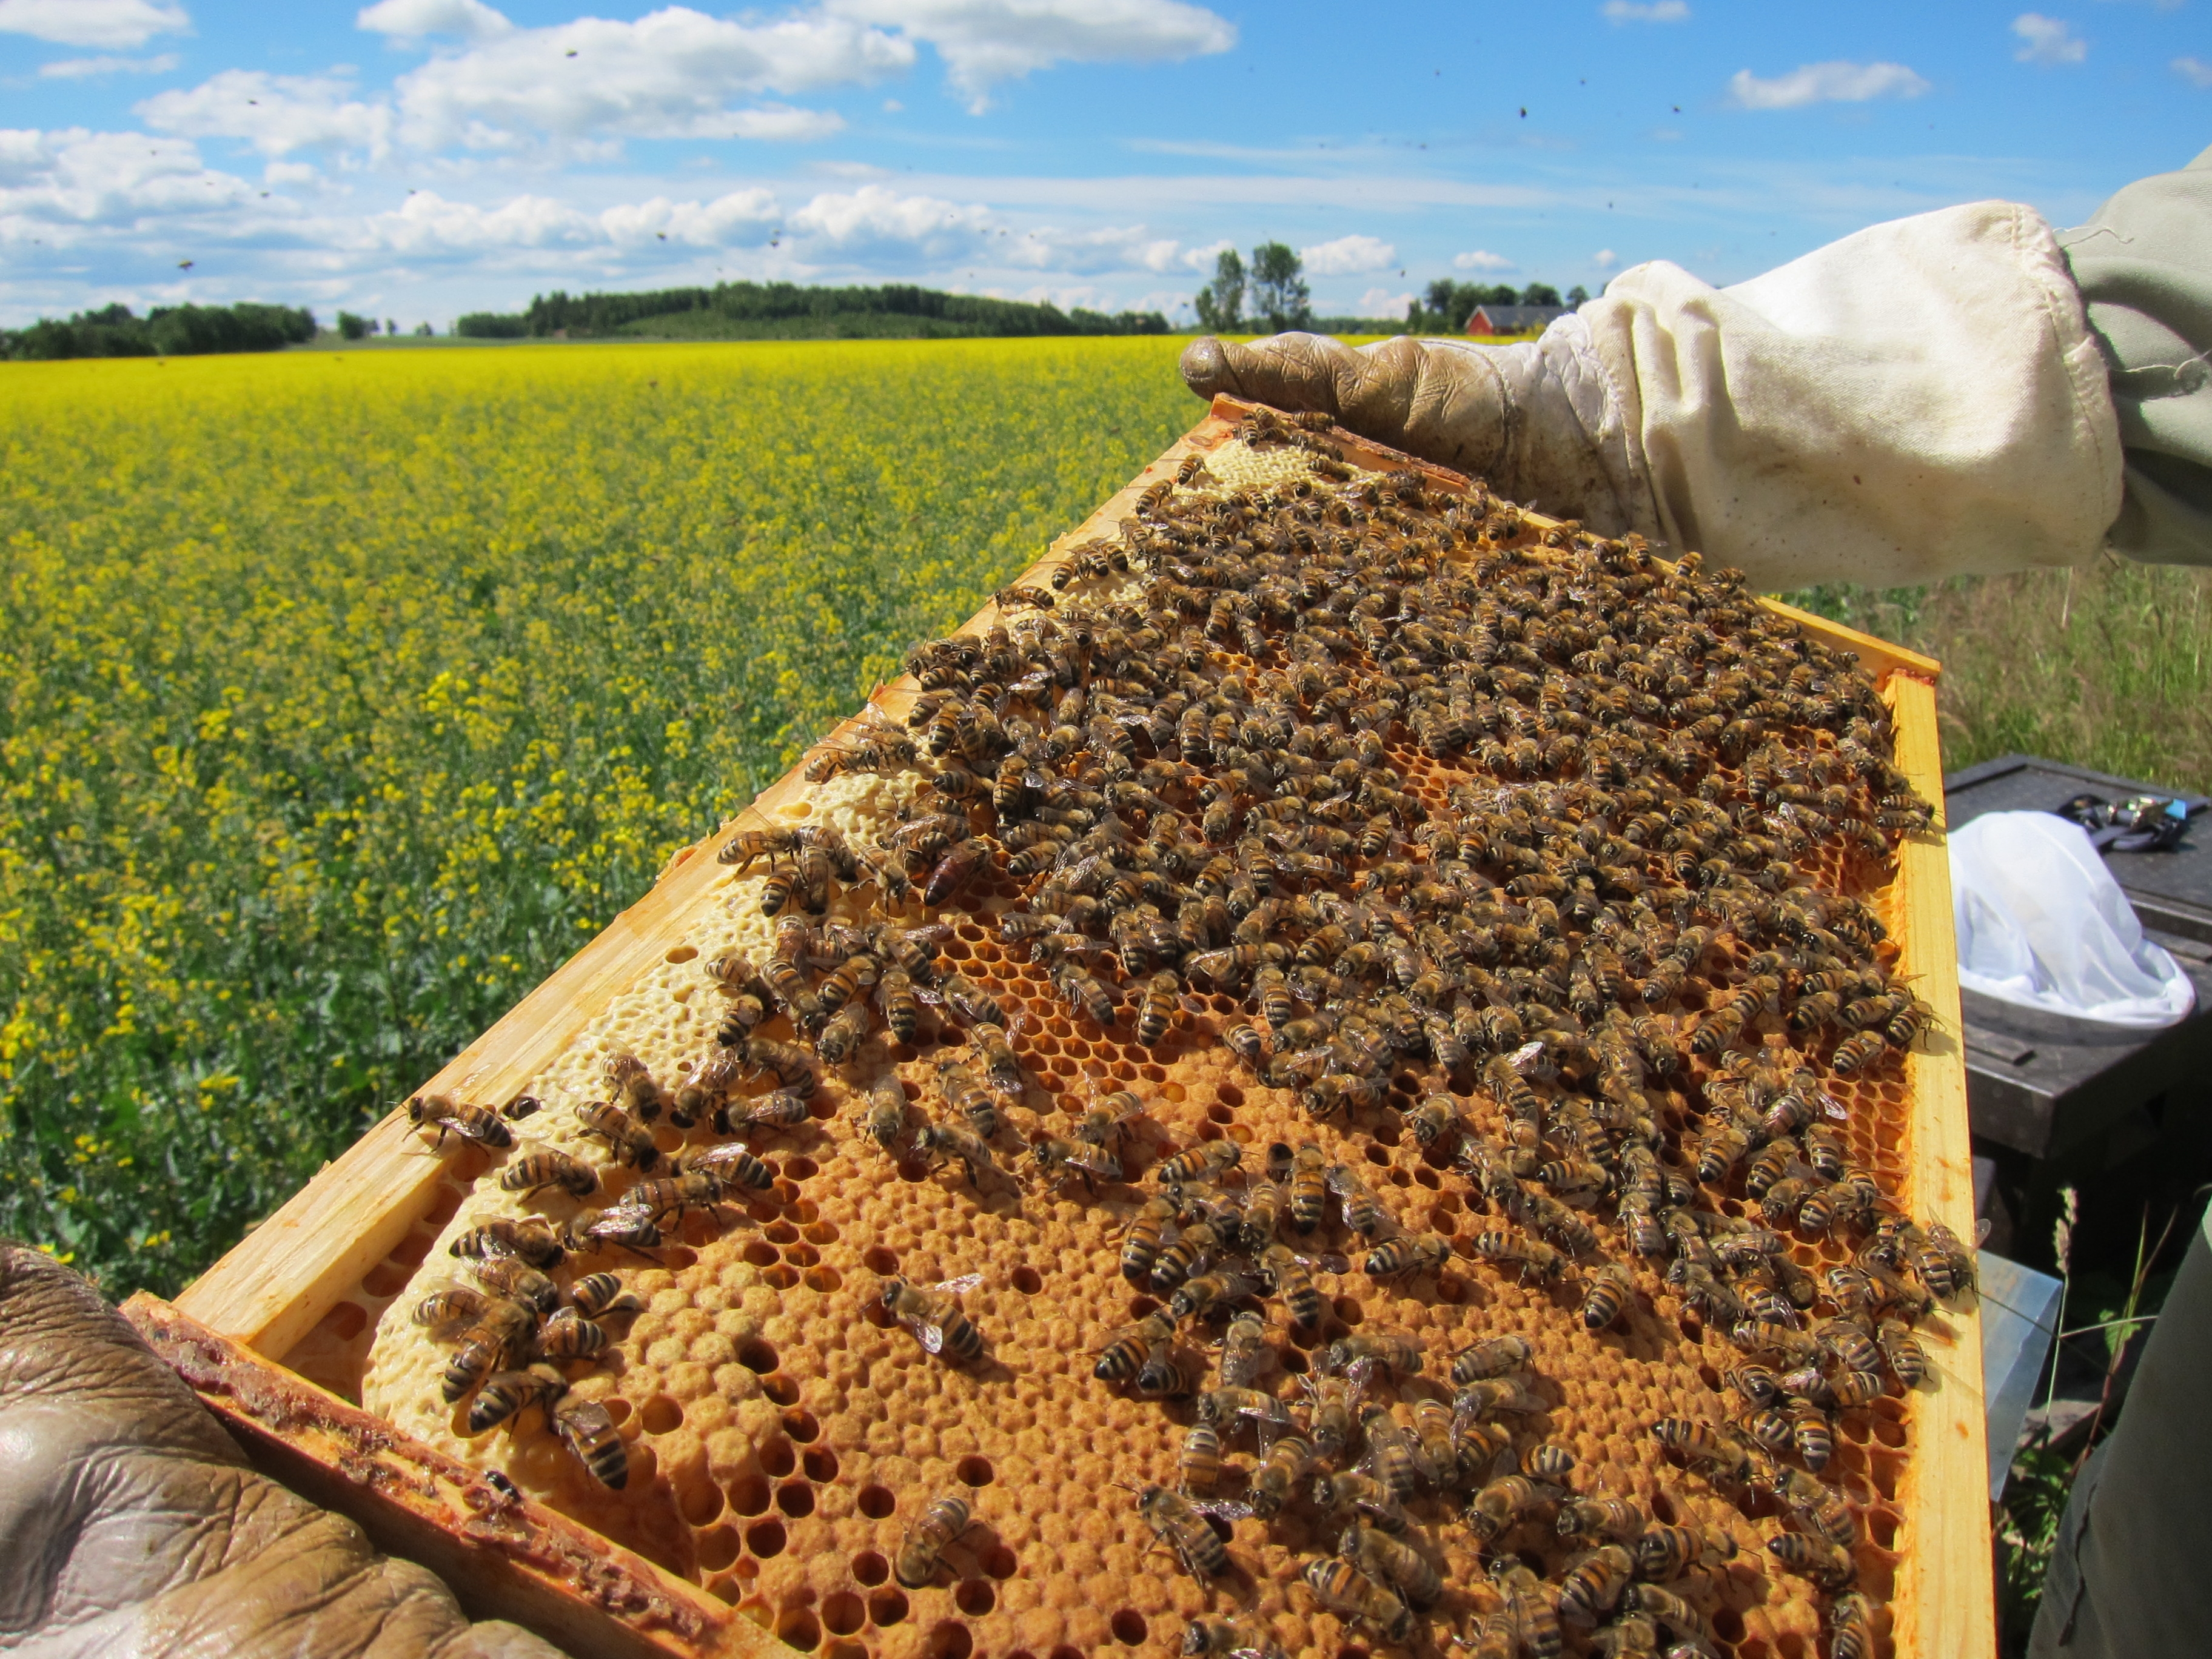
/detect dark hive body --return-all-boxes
[384,411,1958,1659]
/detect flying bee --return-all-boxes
[466,1362,569,1435]
[894,1494,976,1589]
[1136,1484,1231,1578]
[1302,1558,1413,1645]
[880,1274,986,1362]
[407,1094,513,1153]
[1156,1138,1241,1188]
[1362,1232,1451,1284]
[449,1217,566,1270]
[1768,1532,1856,1590]
[500,1150,599,1199]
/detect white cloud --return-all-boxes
[355,0,512,41]
[37,51,177,76]
[1300,232,1393,275]
[1600,1,1688,21]
[825,0,1235,112]
[387,7,907,150]
[1452,248,1514,272]
[2177,56,2212,88]
[1726,60,1930,110]
[1593,249,1619,269]
[787,183,995,260]
[1357,286,1411,320]
[2012,13,2085,65]
[0,127,253,235]
[0,0,187,48]
[138,71,395,159]
[367,185,782,254]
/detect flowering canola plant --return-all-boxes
[0,337,1193,1295]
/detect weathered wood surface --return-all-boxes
[123,1293,779,1659]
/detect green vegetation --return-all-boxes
[458,280,1168,342]
[0,337,1193,1298]
[1,302,317,361]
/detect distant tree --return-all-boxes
[384,318,397,335]
[414,321,434,336]
[336,311,372,340]
[1519,282,1562,306]
[1248,241,1312,332]
[1193,249,1246,332]
[1567,284,1590,306]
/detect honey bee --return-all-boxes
[1342,1521,1441,1610]
[1557,1544,1635,1625]
[1095,1309,1178,1385]
[1358,1403,1424,1501]
[407,1094,513,1152]
[716,1089,811,1137]
[1829,1592,1878,1659]
[545,1393,626,1488]
[1330,1331,1424,1379]
[718,826,800,870]
[1472,1228,1565,1283]
[682,1141,777,1191]
[1877,1317,1929,1387]
[894,1494,975,1588]
[1247,1428,1314,1519]
[499,1149,599,1199]
[914,1121,1001,1187]
[1156,1138,1241,1188]
[1361,1231,1450,1283]
[466,1361,568,1435]
[1178,1420,1223,1495]
[924,839,994,907]
[1557,1495,1646,1546]
[575,1101,660,1171]
[1466,1473,1558,1542]
[567,1272,642,1320]
[1134,971,1181,1047]
[1581,1262,1634,1330]
[1634,1521,1735,1581]
[1168,1269,1253,1324]
[535,1307,608,1361]
[1400,1094,1461,1147]
[1769,1464,1859,1547]
[1829,1030,1889,1074]
[449,1217,565,1269]
[1327,1165,1386,1236]
[880,1274,985,1362]
[1136,1484,1230,1578]
[1631,1584,1716,1651]
[1650,1417,1756,1484]
[1450,1334,1533,1385]
[1302,1558,1412,1645]
[561,1206,663,1254]
[814,1000,873,1065]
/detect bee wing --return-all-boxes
[1305,1252,1351,1275]
[1507,1039,1546,1074]
[1190,1498,1254,1522]
[931,1273,986,1294]
[1323,1167,1363,1198]
[909,1316,947,1355]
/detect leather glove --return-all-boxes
[1180,329,1637,540]
[0,1243,565,1659]
[1182,198,2123,591]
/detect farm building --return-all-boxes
[1465,302,1570,335]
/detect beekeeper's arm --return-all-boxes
[1182,145,2212,590]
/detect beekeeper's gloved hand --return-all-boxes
[0,1243,563,1659]
[1185,146,2212,591]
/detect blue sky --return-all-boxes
[0,0,2206,328]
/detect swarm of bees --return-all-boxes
[404,406,1965,1655]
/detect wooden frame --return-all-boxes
[131,395,1989,1659]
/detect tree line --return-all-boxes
[460,280,1170,340]
[1192,245,1593,335]
[1,302,316,361]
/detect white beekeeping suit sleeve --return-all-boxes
[1573,200,2122,589]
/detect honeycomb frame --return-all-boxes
[158,397,1989,1659]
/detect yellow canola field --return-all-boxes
[0,337,1193,1294]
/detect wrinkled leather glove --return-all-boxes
[1180,330,1636,536]
[0,1244,564,1659]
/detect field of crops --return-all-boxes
[0,338,1195,1296]
[7,337,2208,1307]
